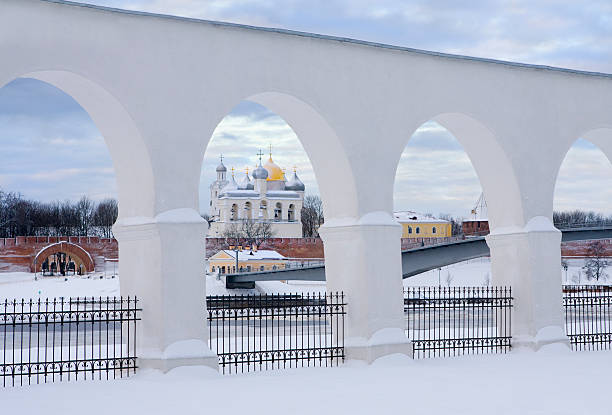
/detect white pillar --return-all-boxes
[486,216,567,349]
[113,208,218,371]
[319,212,411,362]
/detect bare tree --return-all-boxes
[221,221,243,248]
[438,214,464,236]
[93,199,118,238]
[76,196,94,236]
[445,271,454,286]
[221,219,275,249]
[583,240,609,281]
[301,195,324,237]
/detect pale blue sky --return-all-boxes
[1,0,612,217]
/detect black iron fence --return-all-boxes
[404,286,513,358]
[1,297,140,386]
[207,293,345,374]
[563,285,612,351]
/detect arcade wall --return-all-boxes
[0,236,118,273]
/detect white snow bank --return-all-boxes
[346,328,410,348]
[3,343,612,414]
[163,340,217,359]
[0,272,119,300]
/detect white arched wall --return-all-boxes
[552,128,612,211]
[0,70,207,369]
[17,71,156,219]
[5,0,612,364]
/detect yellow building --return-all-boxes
[394,211,452,238]
[208,249,288,274]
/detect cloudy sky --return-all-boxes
[1,0,612,217]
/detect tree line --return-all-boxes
[0,189,118,238]
[553,210,612,227]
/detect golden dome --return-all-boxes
[264,156,285,181]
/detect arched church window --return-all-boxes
[244,201,252,219]
[408,227,412,234]
[416,227,420,234]
[231,204,238,221]
[432,227,436,234]
[274,203,282,221]
[288,204,295,222]
[260,200,268,219]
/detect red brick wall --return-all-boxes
[0,236,118,273]
[206,237,324,259]
[2,236,605,273]
[462,221,490,236]
[561,239,612,257]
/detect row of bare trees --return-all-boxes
[0,189,118,238]
[553,210,612,228]
[221,219,275,248]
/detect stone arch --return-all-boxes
[33,242,95,274]
[199,91,359,221]
[552,127,612,217]
[0,70,155,220]
[392,112,524,230]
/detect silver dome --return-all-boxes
[216,163,227,172]
[285,171,305,191]
[252,164,268,180]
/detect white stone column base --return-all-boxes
[139,356,219,373]
[345,328,413,363]
[512,326,570,351]
[139,340,219,372]
[320,213,408,364]
[486,217,567,348]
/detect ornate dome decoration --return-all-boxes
[216,154,227,172]
[252,163,268,180]
[264,156,284,181]
[285,168,305,191]
[252,149,269,180]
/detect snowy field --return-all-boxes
[2,345,612,415]
[2,257,610,301]
[2,261,612,414]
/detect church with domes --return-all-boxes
[208,149,305,238]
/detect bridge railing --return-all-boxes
[556,221,612,230]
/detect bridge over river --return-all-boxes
[225,226,612,288]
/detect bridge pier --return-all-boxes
[114,209,218,372]
[319,213,412,363]
[486,217,568,350]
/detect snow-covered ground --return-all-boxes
[3,257,610,301]
[2,261,612,414]
[0,272,119,300]
[2,345,612,415]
